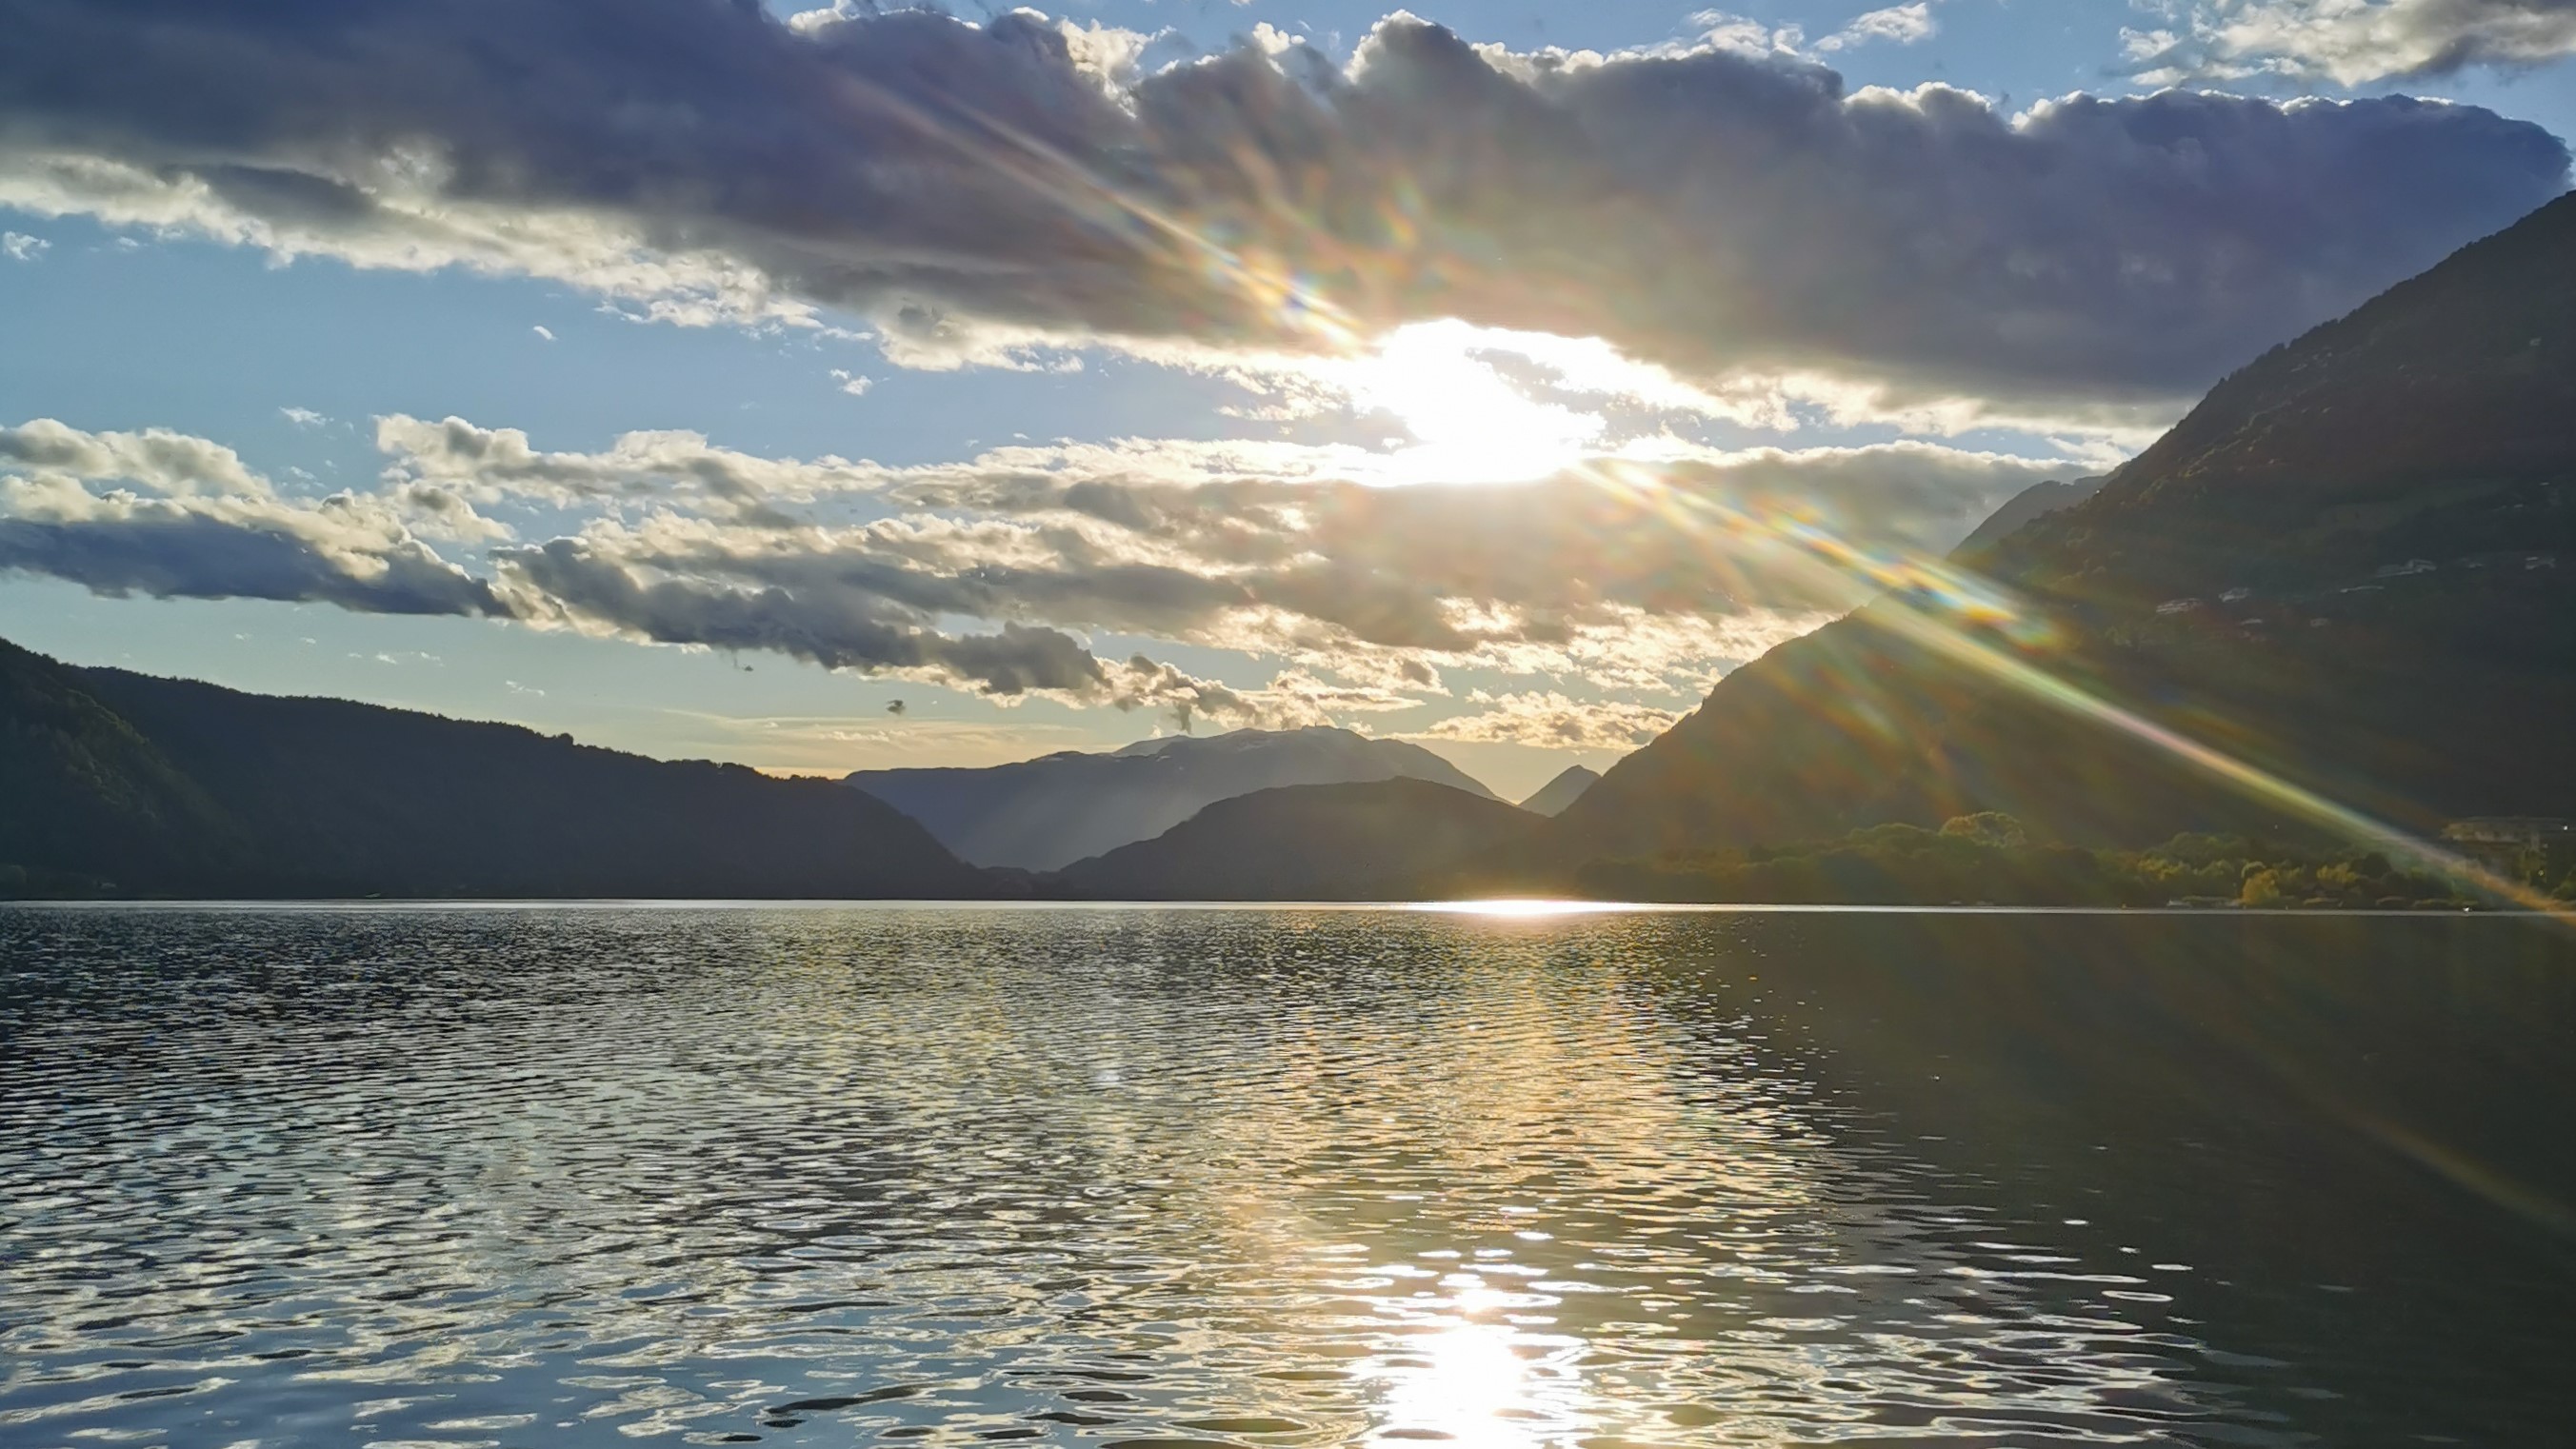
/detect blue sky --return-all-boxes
[3,0,2570,797]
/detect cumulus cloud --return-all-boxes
[0,415,1269,719]
[427,422,2057,727]
[1817,3,1942,51]
[3,407,2085,742]
[1412,691,1686,749]
[499,533,1199,703]
[0,421,501,615]
[1,230,46,261]
[1,418,273,498]
[2129,0,2576,87]
[0,4,2560,411]
[374,413,884,526]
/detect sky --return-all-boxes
[2,0,2571,799]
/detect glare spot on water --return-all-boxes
[1417,899,1635,918]
[2,904,2562,1447]
[1371,1319,1558,1448]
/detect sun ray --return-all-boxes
[1569,456,2574,922]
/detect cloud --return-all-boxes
[655,709,1101,772]
[830,367,874,397]
[532,324,556,342]
[1685,10,1811,55]
[0,424,503,617]
[0,5,2560,411]
[500,535,1121,693]
[440,425,2063,720]
[279,406,329,429]
[0,410,2098,740]
[1,230,45,261]
[374,413,884,525]
[1,417,272,498]
[1816,3,1942,51]
[1411,691,1685,748]
[2128,0,2576,87]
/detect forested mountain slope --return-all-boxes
[2,638,988,899]
[1547,193,2576,863]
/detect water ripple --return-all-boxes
[4,905,2567,1446]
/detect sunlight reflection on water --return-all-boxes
[1412,899,1640,917]
[3,905,2569,1447]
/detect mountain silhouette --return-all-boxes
[1517,764,1601,817]
[0,637,988,899]
[1950,475,2107,558]
[1548,192,2576,862]
[1051,778,1537,901]
[850,725,1497,871]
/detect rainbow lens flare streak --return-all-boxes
[808,65,2555,919]
[1576,458,2571,922]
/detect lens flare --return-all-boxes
[794,65,2555,920]
[1571,456,2570,921]
[1354,323,1606,486]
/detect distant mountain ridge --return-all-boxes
[1545,191,2576,863]
[850,725,1498,871]
[1052,778,1537,901]
[1951,476,2107,557]
[0,637,987,900]
[1518,764,1601,817]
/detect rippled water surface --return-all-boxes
[4,905,2573,1447]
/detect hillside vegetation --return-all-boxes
[1,638,988,900]
[1548,193,2576,865]
[1053,778,1538,900]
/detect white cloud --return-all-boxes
[829,367,874,397]
[0,230,46,262]
[2128,0,2576,86]
[0,416,273,498]
[1816,3,1941,52]
[373,413,887,523]
[1686,10,1810,54]
[3,403,2099,740]
[1412,691,1687,749]
[532,324,556,342]
[279,406,329,429]
[0,418,500,616]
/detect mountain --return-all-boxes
[0,637,988,899]
[1548,192,2576,863]
[1052,778,1538,901]
[1518,764,1601,817]
[1950,475,2107,557]
[1,639,241,894]
[849,725,1499,871]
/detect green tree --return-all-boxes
[1940,812,2028,849]
[2241,866,2285,907]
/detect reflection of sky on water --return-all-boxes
[0,904,2469,1447]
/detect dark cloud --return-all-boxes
[0,509,504,615]
[496,536,1253,718]
[1,4,2563,405]
[502,536,1110,693]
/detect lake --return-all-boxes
[3,905,2571,1447]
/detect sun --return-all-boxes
[1355,321,1607,486]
